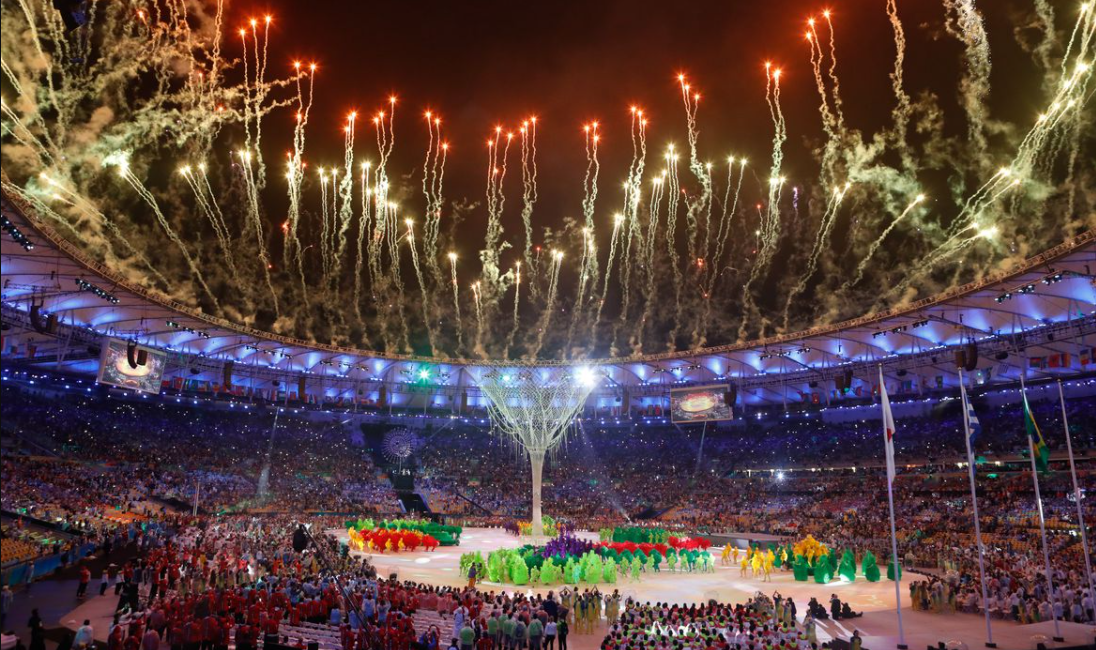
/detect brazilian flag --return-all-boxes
[1023,395,1050,473]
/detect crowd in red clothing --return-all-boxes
[88,515,593,650]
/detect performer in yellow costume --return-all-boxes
[606,590,621,624]
[579,591,595,634]
[721,545,732,565]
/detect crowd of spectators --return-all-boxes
[415,392,1094,528]
[607,593,813,650]
[15,510,820,650]
[2,383,402,518]
[1,374,1093,633]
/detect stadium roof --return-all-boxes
[3,187,1094,406]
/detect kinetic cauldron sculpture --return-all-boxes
[478,366,600,537]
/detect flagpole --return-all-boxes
[192,477,200,517]
[958,368,994,647]
[694,419,708,478]
[1019,373,1063,641]
[1058,379,1095,610]
[879,365,906,650]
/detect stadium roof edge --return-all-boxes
[2,182,1093,369]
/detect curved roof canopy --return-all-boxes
[3,189,1094,406]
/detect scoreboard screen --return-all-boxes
[670,385,732,423]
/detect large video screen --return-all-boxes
[670,384,732,423]
[97,339,167,394]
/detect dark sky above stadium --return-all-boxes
[257,0,1045,234]
[7,0,1074,359]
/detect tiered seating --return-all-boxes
[410,609,452,638]
[0,518,74,567]
[419,483,479,515]
[276,611,455,648]
[99,510,151,524]
[1,537,43,566]
[278,621,343,650]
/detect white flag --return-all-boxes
[959,380,982,453]
[880,366,897,486]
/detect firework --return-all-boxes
[1,0,1091,362]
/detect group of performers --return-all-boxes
[722,544,786,582]
[558,587,623,633]
[624,549,715,578]
[347,527,440,554]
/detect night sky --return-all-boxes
[3,0,1085,358]
[256,0,1049,233]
